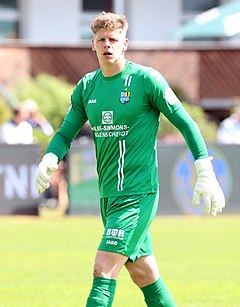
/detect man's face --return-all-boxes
[92,28,128,66]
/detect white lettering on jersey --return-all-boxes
[88,99,96,104]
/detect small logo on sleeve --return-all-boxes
[164,87,179,105]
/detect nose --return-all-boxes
[104,38,111,48]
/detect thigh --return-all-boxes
[98,191,159,262]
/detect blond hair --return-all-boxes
[91,12,128,35]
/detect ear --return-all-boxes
[123,37,129,51]
[91,38,96,52]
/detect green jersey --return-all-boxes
[46,61,208,197]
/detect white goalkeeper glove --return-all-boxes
[192,157,225,216]
[35,153,58,194]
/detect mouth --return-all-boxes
[103,51,113,56]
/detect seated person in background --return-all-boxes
[21,99,54,136]
[217,106,240,144]
[0,108,33,144]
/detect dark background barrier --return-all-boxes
[67,142,239,216]
[0,142,239,215]
[157,143,238,215]
[0,144,40,214]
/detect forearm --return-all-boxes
[167,106,208,160]
[45,120,82,161]
[45,131,70,162]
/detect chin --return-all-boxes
[103,59,115,65]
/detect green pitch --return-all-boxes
[0,215,239,307]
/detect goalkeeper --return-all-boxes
[35,12,225,307]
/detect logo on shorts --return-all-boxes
[106,240,118,245]
[102,111,113,124]
[106,228,125,240]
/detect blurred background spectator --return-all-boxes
[0,107,33,144]
[217,106,240,144]
[21,99,54,136]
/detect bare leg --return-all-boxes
[125,254,160,287]
[93,250,128,279]
[125,255,175,306]
[86,250,128,306]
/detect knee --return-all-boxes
[93,260,107,278]
[92,257,123,279]
[92,250,127,279]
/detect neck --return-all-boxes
[101,58,126,77]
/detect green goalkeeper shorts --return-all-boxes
[98,191,159,262]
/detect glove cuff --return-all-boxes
[42,153,59,164]
[195,157,213,173]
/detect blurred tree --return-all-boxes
[158,85,217,142]
[12,74,74,130]
[10,74,74,150]
[159,102,217,142]
[0,97,11,125]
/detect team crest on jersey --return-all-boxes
[119,90,131,104]
[102,111,113,124]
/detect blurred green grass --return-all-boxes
[0,215,239,307]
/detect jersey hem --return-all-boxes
[99,187,159,199]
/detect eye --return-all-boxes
[97,38,105,42]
